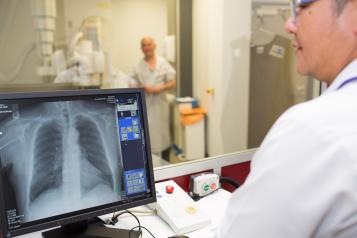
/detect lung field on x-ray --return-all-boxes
[30,120,64,203]
[75,115,115,195]
[0,100,123,223]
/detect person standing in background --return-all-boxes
[129,37,176,161]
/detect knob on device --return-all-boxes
[166,185,174,194]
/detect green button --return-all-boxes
[203,184,209,191]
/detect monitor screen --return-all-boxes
[0,88,156,238]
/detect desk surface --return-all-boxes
[18,189,231,238]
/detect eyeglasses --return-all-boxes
[290,0,318,20]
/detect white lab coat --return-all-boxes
[129,56,176,154]
[217,59,357,238]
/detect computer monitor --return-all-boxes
[0,88,156,238]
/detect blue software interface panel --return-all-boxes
[116,96,148,196]
[0,92,152,232]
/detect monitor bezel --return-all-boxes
[0,88,156,237]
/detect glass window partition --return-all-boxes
[0,0,320,167]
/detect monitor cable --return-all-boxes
[106,210,156,238]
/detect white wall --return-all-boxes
[0,0,41,84]
[111,0,168,73]
[193,0,252,156]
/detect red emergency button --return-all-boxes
[210,183,217,190]
[166,185,174,194]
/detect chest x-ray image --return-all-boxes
[0,100,123,223]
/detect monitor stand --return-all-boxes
[42,218,140,238]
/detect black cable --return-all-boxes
[219,176,240,189]
[110,210,136,225]
[129,225,156,238]
[111,210,129,223]
[190,188,220,201]
[109,210,156,238]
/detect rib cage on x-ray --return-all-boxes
[75,115,114,194]
[30,120,64,202]
[0,100,123,222]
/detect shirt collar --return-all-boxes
[323,58,357,94]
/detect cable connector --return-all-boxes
[104,216,118,226]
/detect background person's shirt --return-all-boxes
[129,56,176,154]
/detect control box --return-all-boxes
[190,173,220,197]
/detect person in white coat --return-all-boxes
[218,0,357,237]
[129,37,176,161]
